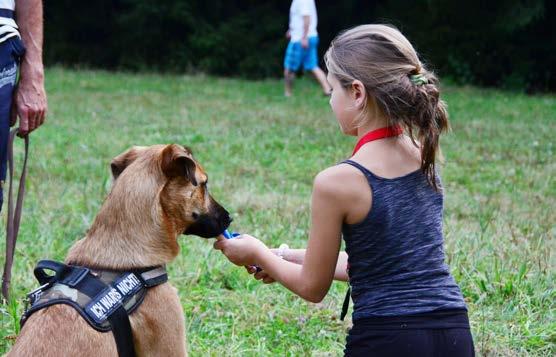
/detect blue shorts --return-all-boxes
[283,36,319,72]
[0,36,24,212]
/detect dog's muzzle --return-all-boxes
[184,204,231,238]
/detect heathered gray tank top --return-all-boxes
[341,160,467,320]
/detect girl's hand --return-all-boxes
[213,234,267,266]
[245,266,276,284]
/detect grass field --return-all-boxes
[0,68,555,356]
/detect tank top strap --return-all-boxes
[340,160,380,184]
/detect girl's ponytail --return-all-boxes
[406,71,449,190]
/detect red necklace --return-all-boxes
[352,125,404,155]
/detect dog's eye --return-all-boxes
[192,212,199,220]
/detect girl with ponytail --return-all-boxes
[215,24,475,356]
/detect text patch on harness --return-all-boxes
[85,273,142,324]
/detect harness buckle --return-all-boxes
[25,282,51,310]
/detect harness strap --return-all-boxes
[139,266,168,287]
[27,260,139,357]
[74,273,136,357]
[109,306,136,357]
[23,261,169,357]
[82,275,136,357]
[1,129,29,300]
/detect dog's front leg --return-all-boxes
[131,284,187,357]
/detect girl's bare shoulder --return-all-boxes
[313,163,368,199]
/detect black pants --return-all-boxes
[345,310,475,357]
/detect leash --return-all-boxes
[1,128,29,300]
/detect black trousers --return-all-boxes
[345,310,475,357]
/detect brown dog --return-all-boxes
[7,144,231,356]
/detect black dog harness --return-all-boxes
[21,260,168,357]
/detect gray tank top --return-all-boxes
[341,160,467,320]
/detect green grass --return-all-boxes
[1,68,555,356]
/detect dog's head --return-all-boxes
[108,144,231,240]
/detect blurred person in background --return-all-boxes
[283,0,331,97]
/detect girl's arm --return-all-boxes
[215,167,350,302]
[277,249,349,281]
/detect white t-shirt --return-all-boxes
[0,0,18,44]
[288,0,318,42]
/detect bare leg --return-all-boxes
[284,68,294,97]
[311,67,332,95]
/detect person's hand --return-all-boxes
[285,30,291,39]
[301,37,309,48]
[10,73,47,136]
[213,234,266,266]
[245,265,275,284]
[243,247,282,284]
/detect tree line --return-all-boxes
[44,0,555,92]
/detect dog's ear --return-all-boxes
[111,146,144,179]
[161,144,198,186]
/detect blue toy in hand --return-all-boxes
[222,229,240,239]
[221,229,262,272]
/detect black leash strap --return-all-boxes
[340,285,351,321]
[1,128,29,300]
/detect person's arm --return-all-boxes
[11,0,47,136]
[301,15,310,48]
[254,171,344,302]
[274,249,349,281]
[215,167,348,303]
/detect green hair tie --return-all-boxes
[410,73,428,86]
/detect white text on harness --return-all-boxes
[89,288,122,320]
[85,273,143,323]
[116,274,141,295]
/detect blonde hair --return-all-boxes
[325,24,449,189]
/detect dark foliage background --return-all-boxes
[43,0,555,91]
